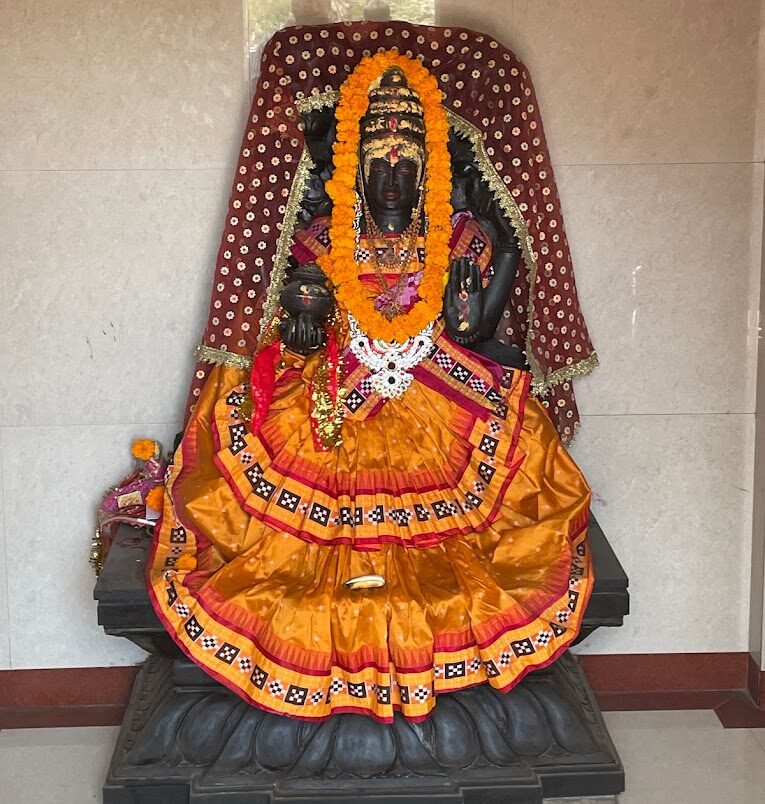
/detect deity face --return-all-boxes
[363,157,420,215]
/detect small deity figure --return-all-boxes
[148,24,596,723]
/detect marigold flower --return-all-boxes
[131,439,157,461]
[145,485,165,511]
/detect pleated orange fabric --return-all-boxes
[148,340,593,721]
[148,26,596,718]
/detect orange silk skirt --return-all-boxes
[148,350,593,722]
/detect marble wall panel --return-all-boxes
[435,0,511,44]
[0,0,248,171]
[510,0,759,166]
[756,0,765,163]
[754,167,765,415]
[0,0,761,673]
[0,424,186,668]
[0,169,230,428]
[571,413,754,655]
[558,162,760,418]
[751,161,765,668]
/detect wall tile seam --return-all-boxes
[578,412,756,418]
[555,161,765,168]
[579,411,758,446]
[0,167,232,175]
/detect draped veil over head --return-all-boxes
[189,20,596,442]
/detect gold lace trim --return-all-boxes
[295,90,340,114]
[531,352,600,396]
[196,344,252,371]
[258,146,315,336]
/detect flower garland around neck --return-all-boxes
[318,51,452,344]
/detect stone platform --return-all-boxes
[95,517,628,803]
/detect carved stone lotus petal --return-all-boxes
[333,715,398,776]
[255,712,310,771]
[427,695,481,768]
[493,685,554,756]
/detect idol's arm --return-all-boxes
[279,256,328,355]
[477,240,521,340]
[443,257,484,345]
[442,230,522,351]
[470,193,528,368]
[470,189,522,340]
[280,312,326,355]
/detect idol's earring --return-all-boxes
[413,180,426,231]
[352,189,362,261]
[357,165,369,212]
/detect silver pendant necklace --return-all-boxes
[348,314,434,399]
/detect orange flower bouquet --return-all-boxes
[90,438,169,574]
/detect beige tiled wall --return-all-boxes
[0,0,248,669]
[0,1,762,669]
[531,0,763,654]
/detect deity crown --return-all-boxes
[360,67,426,180]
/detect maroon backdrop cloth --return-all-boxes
[184,20,596,441]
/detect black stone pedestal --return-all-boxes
[96,518,628,804]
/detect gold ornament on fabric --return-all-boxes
[345,575,386,590]
[310,357,346,450]
[309,312,346,450]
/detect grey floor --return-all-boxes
[1,710,764,803]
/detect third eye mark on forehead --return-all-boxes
[370,161,417,174]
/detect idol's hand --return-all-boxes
[443,257,483,346]
[281,312,327,355]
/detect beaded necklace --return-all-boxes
[357,178,424,320]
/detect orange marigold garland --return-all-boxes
[318,51,452,343]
